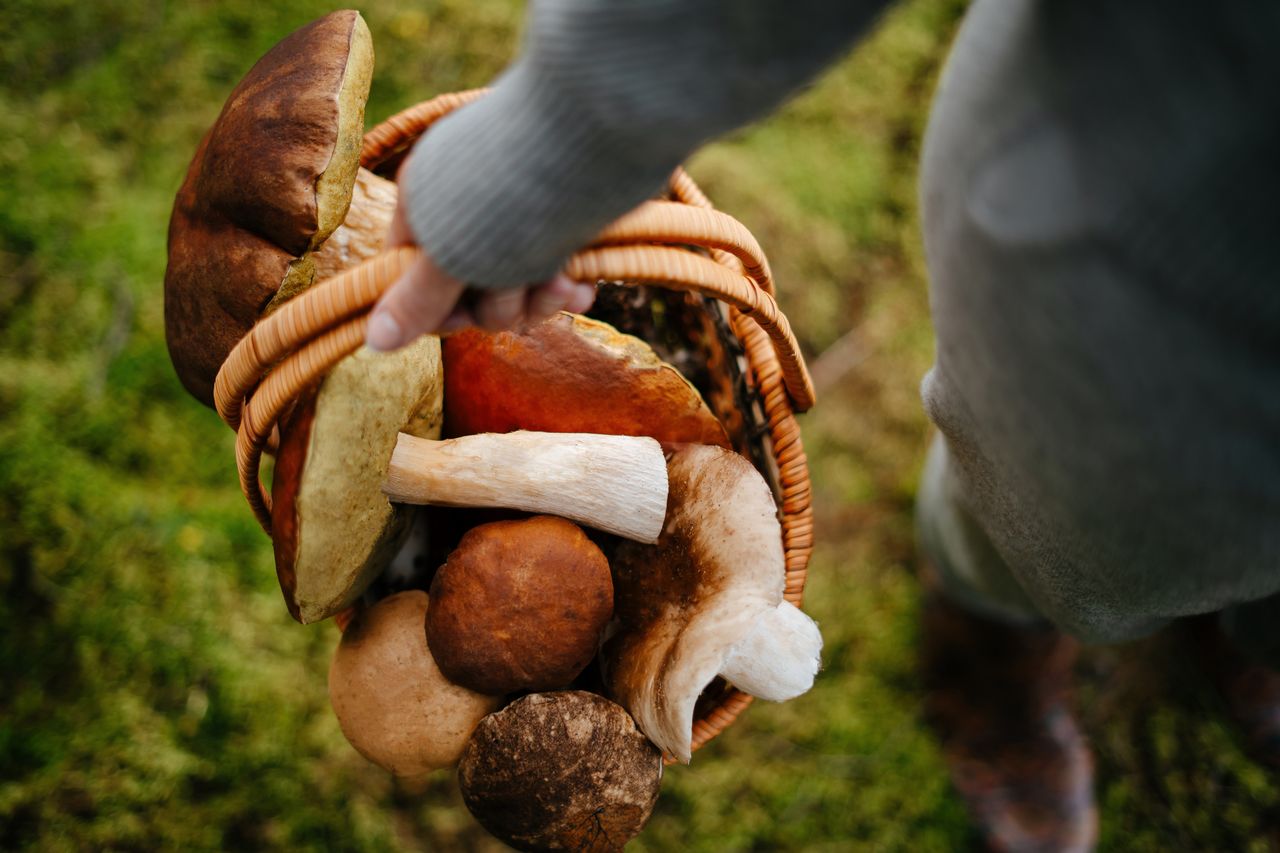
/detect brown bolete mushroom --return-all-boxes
[161,10,442,624]
[427,516,613,694]
[443,313,731,448]
[459,692,663,852]
[164,9,396,407]
[603,444,823,763]
[328,590,501,781]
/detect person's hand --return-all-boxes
[365,164,596,352]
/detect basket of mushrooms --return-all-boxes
[164,10,821,851]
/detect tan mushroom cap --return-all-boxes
[272,338,443,624]
[442,313,731,449]
[328,591,500,781]
[427,516,613,694]
[164,9,375,405]
[603,444,820,763]
[459,692,663,852]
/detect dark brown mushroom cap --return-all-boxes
[164,10,373,405]
[459,692,663,852]
[427,516,613,694]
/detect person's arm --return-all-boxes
[367,0,891,349]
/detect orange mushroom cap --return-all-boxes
[443,313,730,449]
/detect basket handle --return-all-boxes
[214,238,814,532]
[361,90,490,172]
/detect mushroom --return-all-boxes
[603,444,823,763]
[328,590,501,781]
[427,516,613,694]
[443,314,731,448]
[459,692,663,852]
[164,9,396,407]
[274,383,666,623]
[162,12,669,624]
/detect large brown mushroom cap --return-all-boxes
[163,10,434,622]
[164,9,374,405]
[427,516,613,694]
[328,590,500,781]
[443,313,731,448]
[272,338,443,624]
[459,692,663,852]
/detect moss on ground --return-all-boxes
[2,0,1277,849]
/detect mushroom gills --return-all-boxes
[718,600,822,701]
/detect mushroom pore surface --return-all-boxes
[273,337,443,623]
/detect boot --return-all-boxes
[921,581,1097,852]
[1189,614,1280,771]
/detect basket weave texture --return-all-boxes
[213,91,816,755]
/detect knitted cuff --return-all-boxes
[399,62,678,288]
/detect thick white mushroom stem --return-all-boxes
[719,601,822,701]
[382,431,668,543]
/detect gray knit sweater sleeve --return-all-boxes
[400,0,888,288]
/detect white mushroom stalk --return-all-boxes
[603,444,823,763]
[383,431,668,543]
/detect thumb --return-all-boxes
[365,254,466,352]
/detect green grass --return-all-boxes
[2,0,1278,849]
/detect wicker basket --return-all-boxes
[213,91,816,756]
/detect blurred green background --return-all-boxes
[2,0,1278,849]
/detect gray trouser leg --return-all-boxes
[917,433,1043,625]
[914,0,1280,642]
